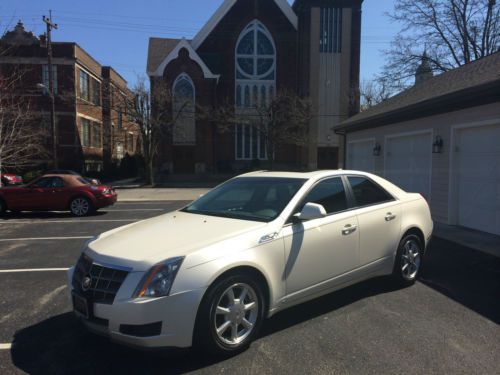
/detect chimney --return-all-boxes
[415,51,433,85]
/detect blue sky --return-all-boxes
[1,0,399,86]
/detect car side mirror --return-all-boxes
[296,203,327,222]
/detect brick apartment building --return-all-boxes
[147,0,362,174]
[0,21,140,174]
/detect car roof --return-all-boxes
[238,170,408,198]
[239,170,372,179]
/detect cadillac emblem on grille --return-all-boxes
[81,276,92,291]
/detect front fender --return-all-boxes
[171,238,286,313]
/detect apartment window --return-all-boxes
[42,65,58,94]
[127,133,134,152]
[91,122,102,148]
[81,118,90,147]
[92,79,101,105]
[118,111,123,129]
[79,70,89,101]
[320,7,343,53]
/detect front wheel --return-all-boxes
[393,234,423,286]
[194,274,265,357]
[70,197,93,217]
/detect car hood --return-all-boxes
[86,211,267,270]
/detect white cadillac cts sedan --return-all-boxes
[68,170,433,355]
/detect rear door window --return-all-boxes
[348,176,394,207]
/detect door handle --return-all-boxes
[342,224,357,235]
[385,213,397,221]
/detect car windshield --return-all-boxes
[182,177,306,222]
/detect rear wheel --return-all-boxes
[393,234,422,286]
[70,197,93,217]
[195,274,265,357]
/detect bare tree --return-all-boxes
[360,78,401,111]
[382,0,499,88]
[202,90,312,170]
[254,90,312,169]
[0,72,48,183]
[123,76,187,185]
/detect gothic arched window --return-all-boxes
[235,20,275,160]
[172,73,195,145]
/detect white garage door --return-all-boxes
[347,140,375,172]
[385,132,432,199]
[456,124,500,236]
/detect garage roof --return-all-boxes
[336,51,500,132]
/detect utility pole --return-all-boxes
[43,11,58,169]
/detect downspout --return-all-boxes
[334,128,347,169]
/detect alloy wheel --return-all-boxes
[214,283,259,346]
[71,198,90,216]
[401,239,421,281]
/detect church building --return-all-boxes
[147,0,362,174]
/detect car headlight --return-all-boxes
[133,257,184,298]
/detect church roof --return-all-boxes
[190,0,298,50]
[147,37,183,75]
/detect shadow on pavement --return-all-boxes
[0,211,107,220]
[10,238,499,373]
[11,278,402,375]
[419,237,500,324]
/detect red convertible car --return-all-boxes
[0,174,117,216]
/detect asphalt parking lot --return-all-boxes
[0,201,499,375]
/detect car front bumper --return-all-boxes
[94,194,117,209]
[67,266,206,349]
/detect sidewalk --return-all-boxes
[433,222,500,258]
[116,187,210,202]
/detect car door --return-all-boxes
[47,176,70,210]
[282,177,359,300]
[14,177,54,210]
[346,176,402,266]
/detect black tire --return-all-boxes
[69,197,93,217]
[0,199,6,216]
[392,234,423,286]
[194,273,266,357]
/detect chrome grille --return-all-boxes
[72,253,129,304]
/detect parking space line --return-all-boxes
[0,236,92,242]
[0,268,69,273]
[104,209,164,212]
[0,219,139,224]
[0,343,11,350]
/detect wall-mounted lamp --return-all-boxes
[433,136,444,154]
[373,143,382,156]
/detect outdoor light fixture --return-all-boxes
[433,136,444,154]
[373,143,382,156]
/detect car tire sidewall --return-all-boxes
[393,234,423,286]
[70,197,93,217]
[195,274,266,357]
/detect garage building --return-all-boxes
[335,52,500,236]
